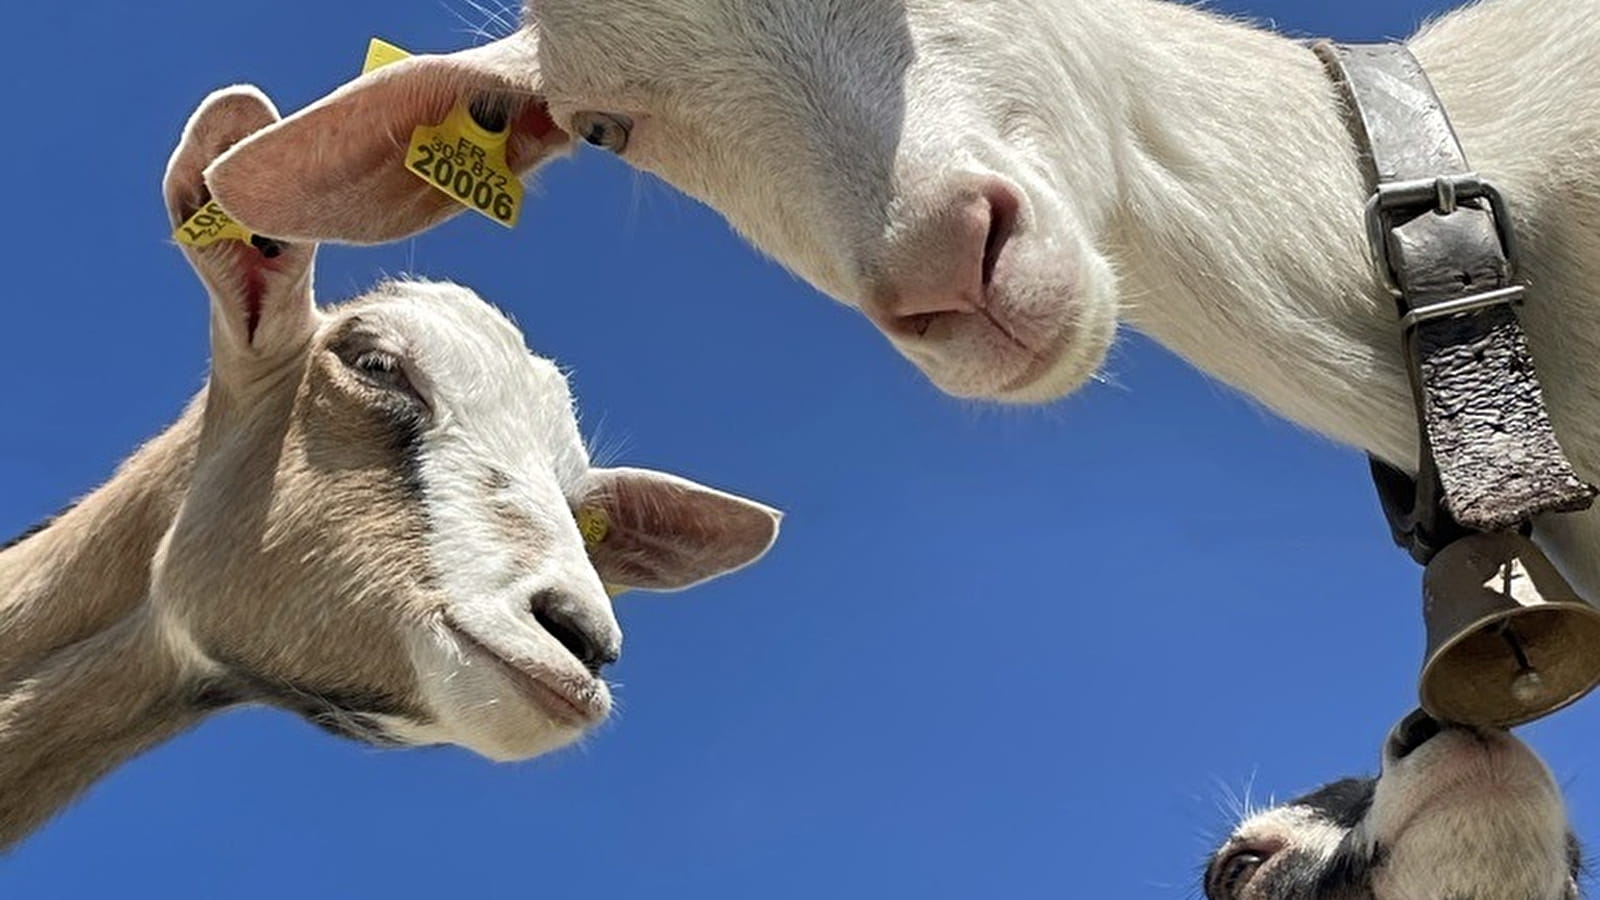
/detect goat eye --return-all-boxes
[1212,851,1264,899]
[348,349,418,397]
[571,111,632,153]
[355,350,399,375]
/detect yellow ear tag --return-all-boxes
[360,38,525,229]
[362,37,412,74]
[174,200,253,248]
[577,506,611,546]
[405,104,525,228]
[576,506,627,598]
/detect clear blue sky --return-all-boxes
[2,1,1593,897]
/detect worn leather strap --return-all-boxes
[1313,42,1594,561]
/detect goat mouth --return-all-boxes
[994,320,1079,398]
[443,619,608,728]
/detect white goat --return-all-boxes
[1208,712,1577,900]
[0,85,780,849]
[206,0,1600,594]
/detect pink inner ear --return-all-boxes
[208,240,298,345]
[244,266,264,343]
[507,100,565,168]
[515,101,560,143]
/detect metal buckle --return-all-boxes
[1363,173,1520,296]
[1397,284,1526,331]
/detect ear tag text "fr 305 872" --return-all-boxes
[576,506,627,599]
[363,38,525,229]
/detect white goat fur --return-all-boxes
[0,86,779,849]
[207,0,1600,594]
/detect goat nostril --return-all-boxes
[1387,708,1444,760]
[981,183,1019,290]
[865,181,1020,336]
[529,590,617,674]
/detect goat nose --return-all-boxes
[529,588,621,674]
[866,178,1020,338]
[1386,708,1444,761]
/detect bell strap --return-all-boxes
[1312,41,1594,563]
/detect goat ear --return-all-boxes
[578,468,782,592]
[205,34,569,245]
[165,86,317,376]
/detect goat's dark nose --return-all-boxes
[529,589,621,674]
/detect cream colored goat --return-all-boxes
[207,0,1600,597]
[0,86,780,849]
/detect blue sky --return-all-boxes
[2,1,1592,897]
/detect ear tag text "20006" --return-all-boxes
[363,38,524,229]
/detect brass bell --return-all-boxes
[1419,531,1600,728]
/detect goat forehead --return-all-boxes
[533,0,936,294]
[343,282,588,483]
[530,1,1019,279]
[532,0,915,97]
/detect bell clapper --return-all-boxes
[1497,624,1546,706]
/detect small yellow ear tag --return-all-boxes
[575,507,627,598]
[362,37,412,74]
[174,200,253,248]
[577,506,611,547]
[361,38,525,229]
